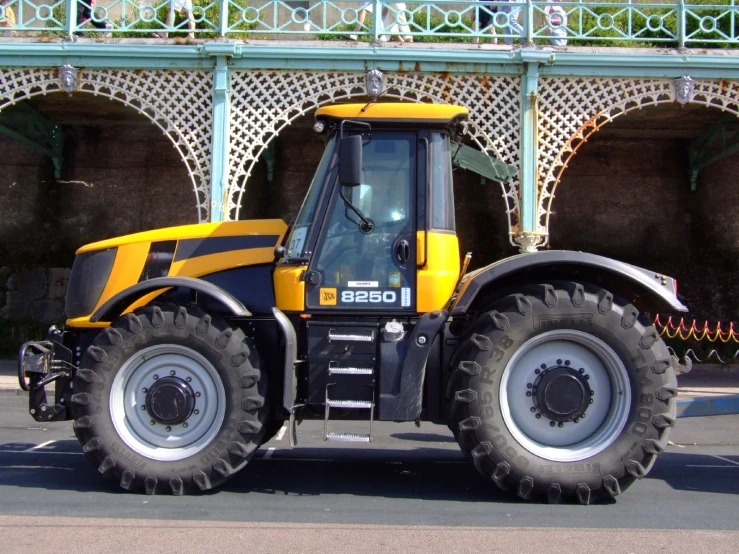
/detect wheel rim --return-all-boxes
[499,330,631,462]
[110,344,226,462]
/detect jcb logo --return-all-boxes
[320,288,337,306]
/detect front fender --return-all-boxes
[450,250,687,316]
[90,276,251,323]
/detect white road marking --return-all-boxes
[276,424,287,441]
[263,447,276,459]
[711,454,739,466]
[685,464,739,468]
[2,450,83,455]
[23,440,56,452]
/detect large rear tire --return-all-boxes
[448,283,677,504]
[72,304,268,494]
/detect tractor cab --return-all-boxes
[275,102,514,316]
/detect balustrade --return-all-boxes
[1,0,738,48]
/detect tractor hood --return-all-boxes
[66,220,288,325]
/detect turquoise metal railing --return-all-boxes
[1,0,738,47]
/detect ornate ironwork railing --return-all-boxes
[1,0,738,47]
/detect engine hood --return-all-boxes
[66,220,288,326]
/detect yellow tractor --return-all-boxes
[19,102,686,503]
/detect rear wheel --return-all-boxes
[72,304,268,494]
[448,283,677,504]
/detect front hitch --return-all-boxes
[18,329,77,422]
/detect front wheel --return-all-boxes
[448,283,677,504]
[72,304,268,494]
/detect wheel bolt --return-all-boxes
[186,377,192,383]
[150,420,155,425]
[564,360,571,366]
[526,391,532,397]
[540,363,546,369]
[581,413,586,418]
[590,390,594,395]
[574,418,579,423]
[579,368,585,374]
[530,407,536,413]
[142,388,148,393]
[183,423,188,428]
[153,374,159,380]
[589,399,594,404]
[556,359,562,365]
[584,375,590,380]
[141,405,146,411]
[527,383,533,389]
[194,409,199,415]
[558,422,564,428]
[170,370,176,376]
[165,426,172,432]
[549,421,555,427]
[534,368,540,375]
[535,413,542,419]
[195,392,201,397]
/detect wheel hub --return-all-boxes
[533,366,592,422]
[145,377,195,425]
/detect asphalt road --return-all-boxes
[1,393,739,552]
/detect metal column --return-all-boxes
[209,56,231,222]
[518,50,551,252]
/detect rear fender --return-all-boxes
[451,250,687,317]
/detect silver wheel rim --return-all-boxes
[499,330,631,462]
[110,344,226,462]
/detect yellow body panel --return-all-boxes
[76,220,287,254]
[64,318,110,329]
[315,103,468,123]
[66,220,288,327]
[274,264,307,312]
[94,240,151,317]
[416,231,460,313]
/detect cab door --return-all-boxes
[305,131,418,312]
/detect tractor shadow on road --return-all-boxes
[647,451,739,496]
[2,440,738,502]
[226,445,517,504]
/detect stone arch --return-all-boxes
[0,67,214,222]
[537,77,739,246]
[228,70,522,243]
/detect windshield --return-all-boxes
[312,131,415,286]
[285,134,337,259]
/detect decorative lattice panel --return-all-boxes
[0,67,213,222]
[537,77,739,244]
[228,70,522,240]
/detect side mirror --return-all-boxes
[339,135,362,187]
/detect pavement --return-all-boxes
[3,358,739,417]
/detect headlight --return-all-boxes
[65,248,117,319]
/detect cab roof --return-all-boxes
[315,103,468,124]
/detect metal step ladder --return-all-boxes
[323,363,375,442]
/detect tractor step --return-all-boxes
[323,362,376,442]
[325,432,371,443]
[328,366,374,376]
[326,399,373,409]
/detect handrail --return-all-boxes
[0,1,737,48]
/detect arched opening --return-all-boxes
[549,104,739,321]
[0,91,195,339]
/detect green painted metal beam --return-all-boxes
[209,56,231,222]
[263,141,276,183]
[5,42,739,80]
[0,103,64,178]
[518,51,550,252]
[689,114,739,192]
